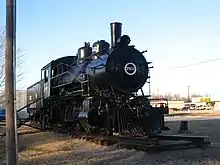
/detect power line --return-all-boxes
[169,58,220,69]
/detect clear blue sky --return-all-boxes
[0,0,220,99]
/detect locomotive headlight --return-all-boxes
[124,62,137,76]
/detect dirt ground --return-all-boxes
[1,116,220,165]
[168,110,220,117]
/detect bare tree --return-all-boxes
[173,94,181,101]
[0,27,25,104]
[164,92,173,100]
[191,93,203,97]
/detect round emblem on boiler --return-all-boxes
[124,62,137,75]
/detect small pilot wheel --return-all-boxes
[73,121,82,131]
[105,128,113,136]
[85,126,92,132]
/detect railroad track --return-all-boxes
[54,127,211,152]
[0,122,211,152]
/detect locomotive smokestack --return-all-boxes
[110,22,122,49]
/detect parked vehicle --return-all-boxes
[189,104,196,110]
[204,105,211,110]
[180,105,190,111]
[180,103,196,111]
[196,105,208,110]
[0,107,5,121]
[170,108,179,111]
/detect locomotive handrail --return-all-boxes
[52,62,76,73]
[51,70,73,80]
[51,71,82,88]
[51,63,89,89]
[87,63,105,69]
[53,62,77,69]
[53,62,70,68]
[16,98,43,130]
[52,81,75,88]
[52,49,109,80]
[51,63,85,81]
[17,97,42,113]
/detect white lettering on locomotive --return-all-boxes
[124,62,137,75]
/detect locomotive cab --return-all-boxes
[41,63,52,99]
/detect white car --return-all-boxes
[196,105,210,110]
[204,105,211,110]
[195,105,203,110]
[189,104,196,110]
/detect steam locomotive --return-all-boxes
[27,22,168,136]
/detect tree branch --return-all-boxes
[0,27,25,104]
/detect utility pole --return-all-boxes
[5,0,17,164]
[148,64,153,96]
[13,0,18,159]
[148,70,151,95]
[188,85,190,102]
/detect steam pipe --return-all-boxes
[110,22,122,49]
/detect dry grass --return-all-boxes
[1,116,220,164]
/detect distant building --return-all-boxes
[191,97,201,103]
[15,90,27,110]
[191,96,211,103]
[0,90,27,109]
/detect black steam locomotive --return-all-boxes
[27,22,168,136]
